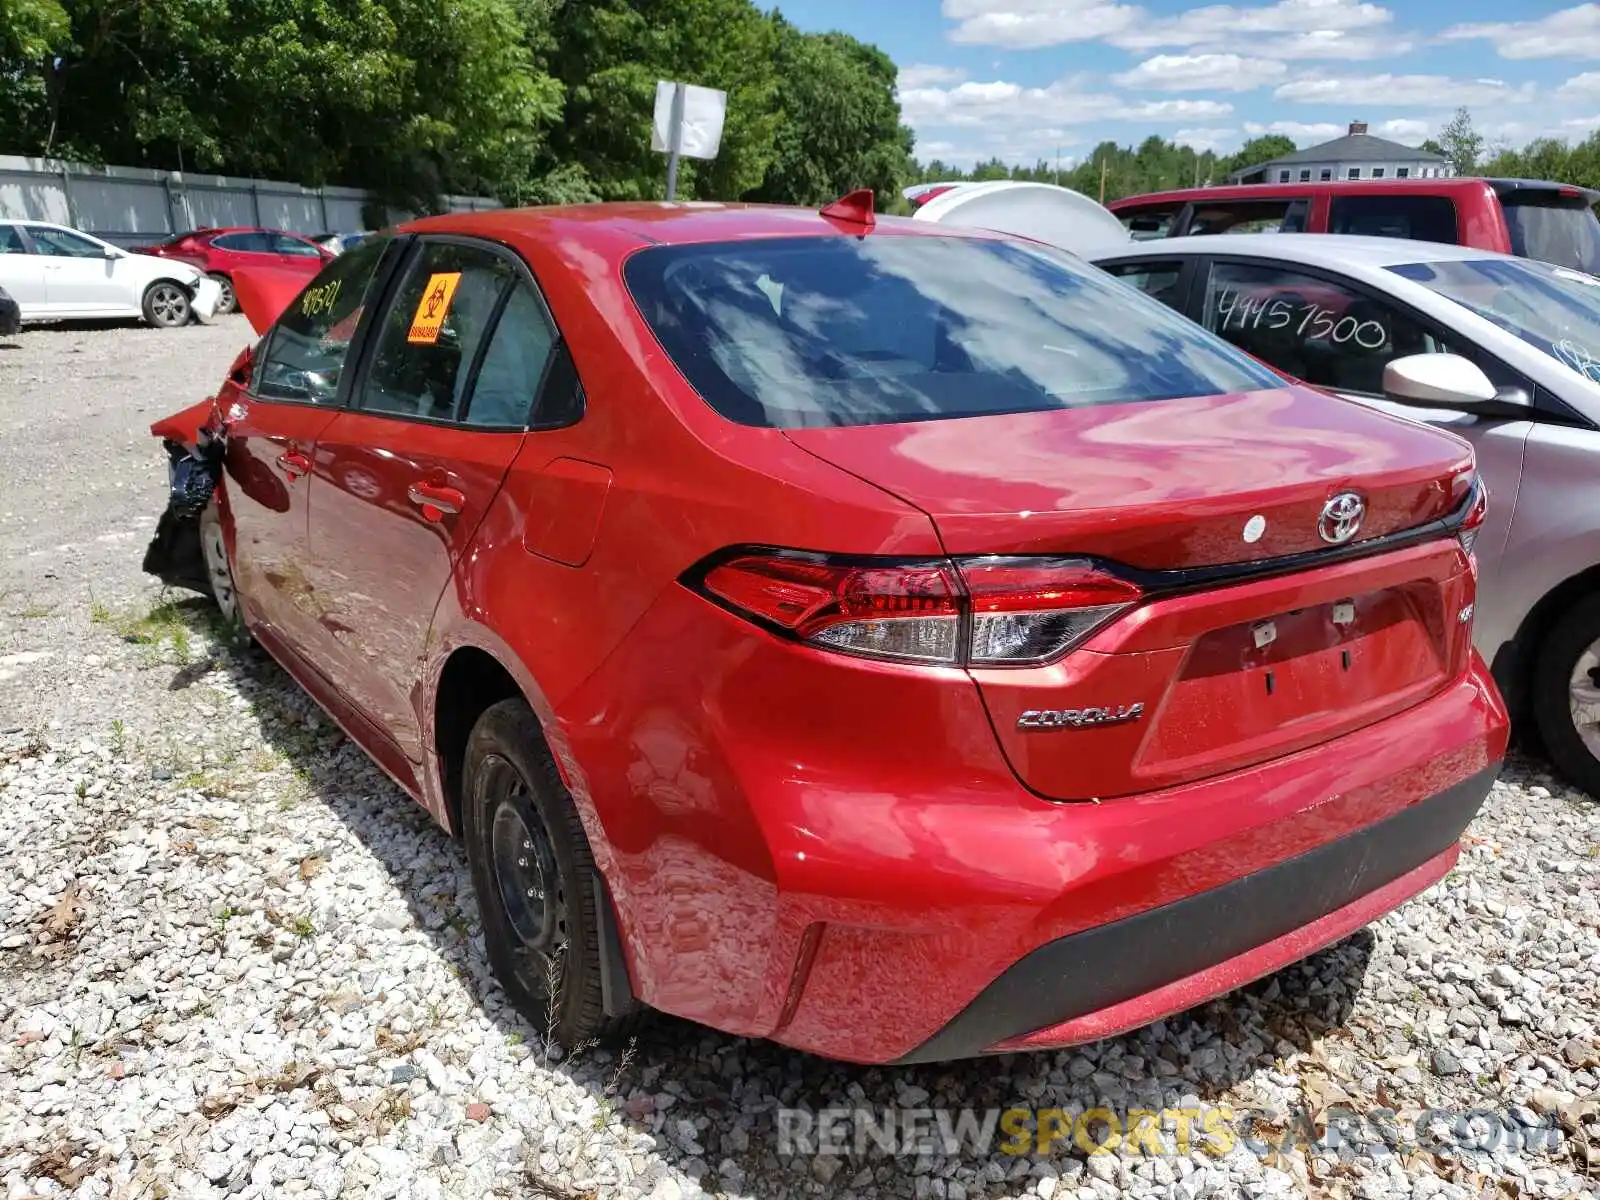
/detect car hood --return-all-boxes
[783,386,1475,568]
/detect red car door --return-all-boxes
[304,238,560,763]
[221,237,397,660]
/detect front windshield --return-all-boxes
[1389,256,1600,386]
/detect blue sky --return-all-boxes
[775,1,1600,166]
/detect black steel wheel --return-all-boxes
[462,699,640,1047]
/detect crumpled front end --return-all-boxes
[141,424,225,596]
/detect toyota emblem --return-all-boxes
[1318,492,1365,545]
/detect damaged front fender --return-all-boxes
[142,425,225,596]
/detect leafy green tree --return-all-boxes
[748,19,912,207]
[1439,107,1484,176]
[537,0,778,202]
[1217,134,1297,180]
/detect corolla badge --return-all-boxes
[1017,703,1145,731]
[1317,492,1365,546]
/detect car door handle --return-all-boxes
[408,482,465,520]
[277,450,312,479]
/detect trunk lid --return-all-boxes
[787,386,1479,800]
[784,386,1472,565]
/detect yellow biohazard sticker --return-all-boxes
[407,272,462,344]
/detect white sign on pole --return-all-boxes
[651,81,728,160]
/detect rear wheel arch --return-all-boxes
[432,646,643,1025]
[434,645,525,838]
[1497,561,1600,722]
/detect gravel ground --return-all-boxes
[1,318,1598,1200]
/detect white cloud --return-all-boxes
[943,0,1141,47]
[898,76,1231,131]
[1558,71,1600,101]
[1373,118,1431,141]
[1274,74,1537,107]
[1108,0,1399,59]
[1112,53,1287,92]
[942,0,1398,57]
[1243,120,1345,141]
[899,64,969,89]
[1173,126,1238,152]
[1441,5,1600,60]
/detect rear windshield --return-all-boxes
[1501,194,1600,274]
[623,234,1279,428]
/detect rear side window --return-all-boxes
[1119,206,1180,240]
[214,232,273,252]
[0,226,25,254]
[1328,195,1458,244]
[274,234,321,258]
[255,237,391,404]
[1201,261,1452,395]
[623,235,1278,429]
[359,241,557,428]
[1099,261,1186,309]
[1188,199,1308,236]
[1501,194,1600,275]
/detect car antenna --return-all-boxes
[820,188,876,232]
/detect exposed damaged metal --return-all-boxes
[142,427,223,596]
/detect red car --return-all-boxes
[136,226,332,315]
[143,196,1507,1064]
[1110,178,1600,274]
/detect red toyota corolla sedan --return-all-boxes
[136,227,332,315]
[143,197,1507,1064]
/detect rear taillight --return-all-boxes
[960,557,1141,665]
[1456,474,1488,557]
[696,552,1140,667]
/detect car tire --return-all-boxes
[462,698,637,1049]
[142,281,192,328]
[198,501,246,638]
[1531,594,1600,799]
[208,273,236,316]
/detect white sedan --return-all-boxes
[1092,233,1600,796]
[0,220,220,327]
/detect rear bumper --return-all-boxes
[563,579,1509,1064]
[896,766,1492,1062]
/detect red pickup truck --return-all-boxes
[1109,177,1600,274]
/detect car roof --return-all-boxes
[402,202,996,255]
[1110,176,1600,211]
[1092,232,1511,270]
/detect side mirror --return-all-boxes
[101,245,121,259]
[1382,354,1530,420]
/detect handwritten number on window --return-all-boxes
[1214,289,1386,350]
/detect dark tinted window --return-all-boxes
[1099,261,1186,309]
[1501,194,1600,274]
[1188,199,1308,235]
[0,226,25,254]
[274,233,322,257]
[1202,261,1452,395]
[1328,195,1459,244]
[213,232,273,252]
[1120,206,1180,240]
[359,242,558,428]
[256,238,390,404]
[624,235,1279,429]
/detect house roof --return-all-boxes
[1244,133,1448,173]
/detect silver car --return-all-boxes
[1092,233,1600,796]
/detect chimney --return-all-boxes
[1349,120,1369,136]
